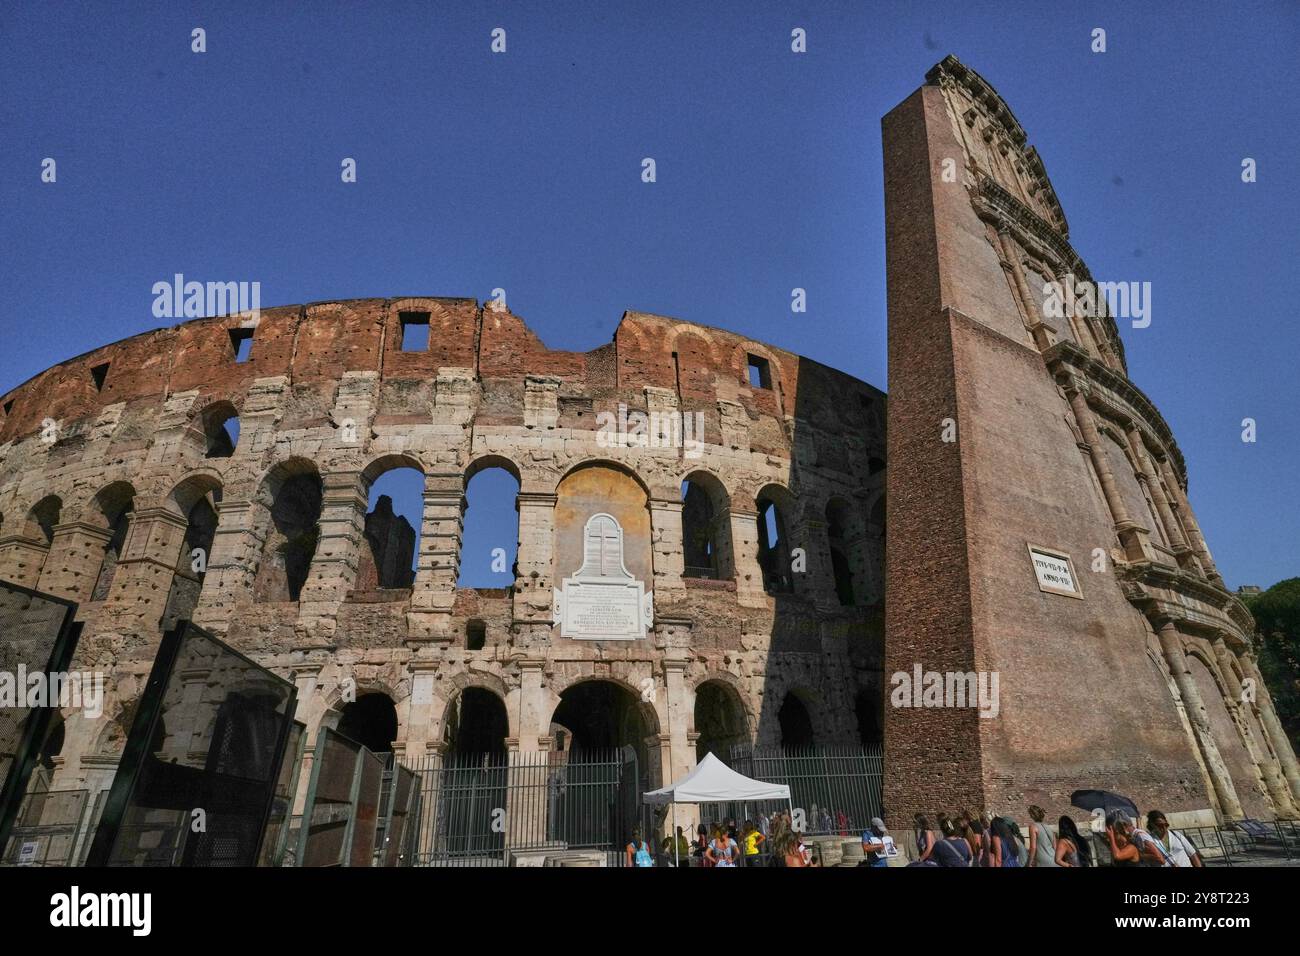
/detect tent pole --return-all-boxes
[673,803,678,867]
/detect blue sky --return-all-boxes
[2,1,1296,589]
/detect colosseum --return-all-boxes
[1,55,1297,865]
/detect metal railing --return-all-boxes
[724,745,884,836]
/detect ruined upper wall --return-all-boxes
[0,298,885,464]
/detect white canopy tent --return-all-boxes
[642,753,792,865]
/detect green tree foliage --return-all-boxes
[1242,578,1300,751]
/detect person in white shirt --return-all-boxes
[1146,810,1203,868]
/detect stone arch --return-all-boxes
[459,455,521,589]
[441,684,511,757]
[355,454,425,591]
[88,481,136,601]
[191,399,242,459]
[554,458,653,499]
[777,687,819,750]
[251,458,322,603]
[755,482,796,594]
[554,461,653,587]
[680,469,733,580]
[549,674,663,751]
[825,495,869,606]
[691,675,754,761]
[161,473,223,629]
[24,494,62,543]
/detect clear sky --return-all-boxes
[2,1,1296,590]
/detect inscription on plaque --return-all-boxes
[554,513,653,640]
[1028,545,1081,598]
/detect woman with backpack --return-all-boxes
[931,817,974,867]
[706,827,740,867]
[626,827,655,867]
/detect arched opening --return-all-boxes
[778,692,815,750]
[25,495,61,545]
[200,403,241,459]
[90,482,135,601]
[550,679,660,850]
[555,463,652,590]
[457,465,519,589]
[252,462,322,603]
[694,680,749,762]
[680,472,731,580]
[335,693,398,755]
[825,498,860,607]
[756,486,794,594]
[357,462,423,591]
[444,687,508,757]
[162,477,222,630]
[855,687,882,746]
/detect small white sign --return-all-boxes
[1028,545,1081,598]
[18,841,39,865]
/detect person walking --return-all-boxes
[1027,806,1059,867]
[969,816,991,867]
[1146,811,1202,868]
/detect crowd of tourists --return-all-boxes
[624,807,1204,868]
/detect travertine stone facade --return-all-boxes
[883,56,1300,823]
[0,299,886,802]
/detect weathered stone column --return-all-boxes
[1213,639,1297,817]
[1156,618,1243,819]
[728,509,768,607]
[514,492,556,624]
[191,498,262,635]
[1062,377,1145,561]
[1240,653,1300,804]
[648,497,686,601]
[1156,456,1223,587]
[408,472,465,644]
[1125,425,1200,572]
[0,533,51,589]
[297,469,368,646]
[102,504,190,633]
[36,521,115,605]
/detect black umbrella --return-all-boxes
[1070,789,1139,820]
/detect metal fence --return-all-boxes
[1,788,105,866]
[723,745,883,835]
[409,747,643,866]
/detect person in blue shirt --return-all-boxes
[862,817,891,866]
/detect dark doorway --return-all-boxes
[336,693,398,755]
[778,693,815,750]
[855,688,882,746]
[694,681,748,762]
[446,688,508,757]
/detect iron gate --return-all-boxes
[724,744,883,834]
[410,747,642,866]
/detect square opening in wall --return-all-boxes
[400,312,431,352]
[229,327,255,363]
[747,354,771,390]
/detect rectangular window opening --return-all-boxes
[400,311,431,352]
[91,363,110,392]
[747,354,771,390]
[229,327,255,363]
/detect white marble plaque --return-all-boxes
[554,513,653,640]
[1028,545,1081,598]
